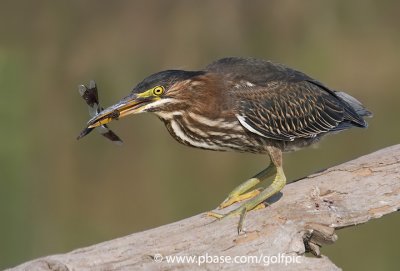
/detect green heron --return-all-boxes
[79,57,371,233]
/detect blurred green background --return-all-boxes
[0,0,399,270]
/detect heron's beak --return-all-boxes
[87,94,152,128]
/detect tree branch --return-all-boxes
[9,145,400,271]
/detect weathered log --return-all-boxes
[9,145,400,271]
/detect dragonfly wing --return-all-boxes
[97,124,123,145]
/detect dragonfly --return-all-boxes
[77,80,123,145]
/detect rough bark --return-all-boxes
[9,145,400,271]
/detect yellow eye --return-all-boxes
[153,86,164,96]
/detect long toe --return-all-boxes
[206,211,224,219]
[218,188,262,209]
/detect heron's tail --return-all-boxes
[335,91,373,118]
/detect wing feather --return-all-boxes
[236,81,346,141]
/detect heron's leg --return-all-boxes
[218,165,276,209]
[208,147,286,233]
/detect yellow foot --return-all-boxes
[207,164,286,234]
[208,202,265,219]
[218,188,262,209]
[207,206,247,233]
[207,202,266,233]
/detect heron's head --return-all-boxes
[87,70,207,128]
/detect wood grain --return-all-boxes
[9,145,400,271]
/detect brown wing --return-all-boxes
[235,81,350,141]
[208,57,368,140]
